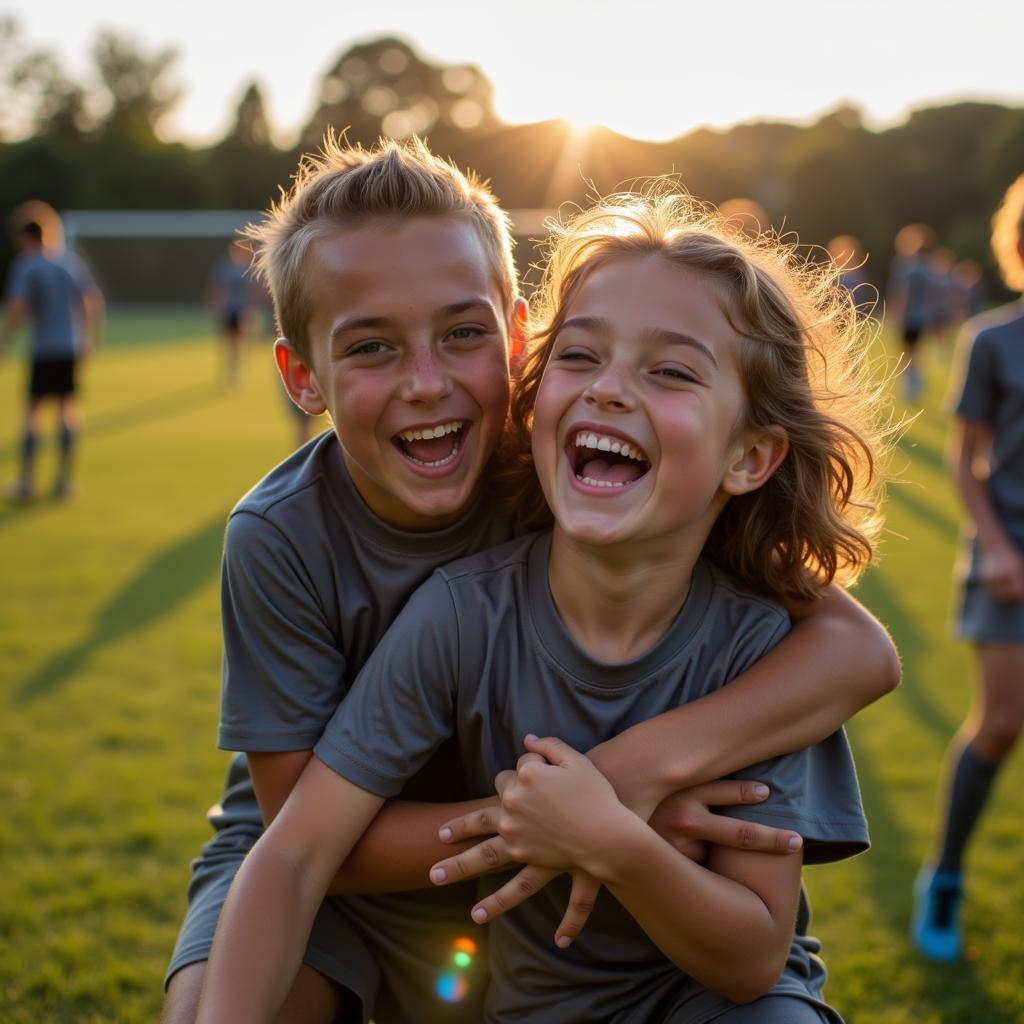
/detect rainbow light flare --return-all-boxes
[435,970,469,1002]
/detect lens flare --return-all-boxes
[454,937,477,955]
[435,970,469,1003]
[453,951,472,968]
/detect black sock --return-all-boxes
[935,743,1000,875]
[19,429,38,488]
[57,424,75,484]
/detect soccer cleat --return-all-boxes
[912,866,963,962]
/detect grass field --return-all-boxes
[1,310,1021,1023]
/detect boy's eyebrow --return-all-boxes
[330,297,498,340]
[560,316,719,369]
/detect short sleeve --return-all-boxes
[954,328,999,425]
[314,573,460,798]
[218,510,349,752]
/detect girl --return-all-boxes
[198,186,890,1023]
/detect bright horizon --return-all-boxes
[11,0,1024,146]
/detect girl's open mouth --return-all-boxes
[568,430,650,488]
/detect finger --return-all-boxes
[697,816,803,855]
[494,770,515,796]
[680,779,771,807]
[438,803,501,843]
[523,734,580,766]
[553,872,600,949]
[515,751,547,771]
[430,836,516,885]
[469,866,560,924]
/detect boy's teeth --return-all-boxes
[398,421,463,443]
[573,431,646,463]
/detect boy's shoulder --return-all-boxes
[231,431,340,523]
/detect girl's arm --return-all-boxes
[197,758,385,1024]
[952,417,1024,603]
[490,737,800,1004]
[587,584,899,819]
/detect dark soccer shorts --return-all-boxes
[29,358,76,398]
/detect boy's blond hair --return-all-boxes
[504,186,890,601]
[245,134,517,361]
[991,174,1024,292]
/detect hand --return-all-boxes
[979,541,1024,604]
[648,780,803,862]
[430,743,608,947]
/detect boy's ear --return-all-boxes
[722,426,788,496]
[509,298,529,366]
[275,338,327,416]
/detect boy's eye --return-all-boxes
[348,340,390,356]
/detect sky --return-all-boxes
[11,0,1024,145]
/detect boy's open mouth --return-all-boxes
[569,430,650,488]
[394,421,465,467]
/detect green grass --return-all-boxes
[1,313,1021,1022]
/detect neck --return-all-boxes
[547,528,706,663]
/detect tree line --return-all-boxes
[2,24,1023,296]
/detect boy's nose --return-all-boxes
[401,351,453,403]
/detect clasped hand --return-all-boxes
[429,735,802,949]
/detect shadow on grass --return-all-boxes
[887,482,959,539]
[15,514,225,703]
[848,718,1009,1022]
[857,570,956,740]
[897,431,947,476]
[0,383,222,466]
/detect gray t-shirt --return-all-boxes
[953,302,1024,548]
[5,249,94,359]
[316,531,868,1023]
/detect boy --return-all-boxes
[0,215,104,499]
[164,139,898,1023]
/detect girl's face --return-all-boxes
[531,254,753,551]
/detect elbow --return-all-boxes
[717,949,789,1005]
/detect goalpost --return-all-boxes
[62,209,553,307]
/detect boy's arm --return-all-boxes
[198,757,385,1024]
[489,737,799,1003]
[0,296,26,354]
[249,749,499,892]
[587,584,898,819]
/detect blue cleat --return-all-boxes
[912,867,963,962]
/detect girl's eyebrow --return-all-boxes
[560,315,718,368]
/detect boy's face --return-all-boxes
[532,254,776,551]
[282,216,521,530]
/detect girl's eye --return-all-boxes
[554,348,597,364]
[653,366,698,383]
[447,326,485,342]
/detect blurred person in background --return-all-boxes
[0,206,104,500]
[888,222,937,401]
[912,174,1024,962]
[208,239,256,386]
[827,234,876,319]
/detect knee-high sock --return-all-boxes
[19,428,38,486]
[936,743,1000,875]
[57,424,76,482]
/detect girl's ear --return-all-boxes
[722,426,788,496]
[509,298,529,366]
[275,338,327,416]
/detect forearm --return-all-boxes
[590,590,898,811]
[589,817,791,1003]
[329,796,499,894]
[956,456,1013,552]
[198,836,328,1023]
